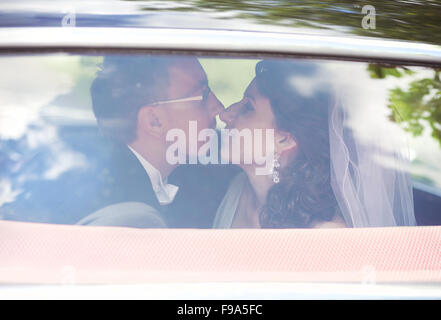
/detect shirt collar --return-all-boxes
[127,145,179,205]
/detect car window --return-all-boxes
[0,53,440,228]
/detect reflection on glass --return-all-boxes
[0,54,440,227]
[129,0,441,45]
[0,55,100,223]
[368,64,441,188]
[4,1,441,44]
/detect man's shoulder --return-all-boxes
[78,138,160,217]
[77,201,167,228]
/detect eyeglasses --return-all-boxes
[151,95,203,106]
[151,87,211,107]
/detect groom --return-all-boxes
[78,55,238,228]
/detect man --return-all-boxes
[77,55,236,228]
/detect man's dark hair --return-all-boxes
[90,55,174,143]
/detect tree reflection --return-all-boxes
[368,64,441,148]
[130,0,441,44]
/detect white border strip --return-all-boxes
[0,282,440,300]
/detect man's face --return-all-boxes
[158,58,224,154]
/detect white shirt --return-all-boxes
[128,145,179,205]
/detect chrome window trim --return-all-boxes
[0,27,440,65]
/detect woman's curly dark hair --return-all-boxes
[257,60,340,228]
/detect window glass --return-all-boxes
[0,53,440,228]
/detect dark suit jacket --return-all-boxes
[78,139,240,228]
[86,141,162,213]
[2,130,239,227]
[166,163,241,228]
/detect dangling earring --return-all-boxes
[272,153,280,183]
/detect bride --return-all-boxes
[215,59,416,229]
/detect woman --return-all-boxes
[215,59,416,228]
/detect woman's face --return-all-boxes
[221,78,275,131]
[219,78,277,168]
